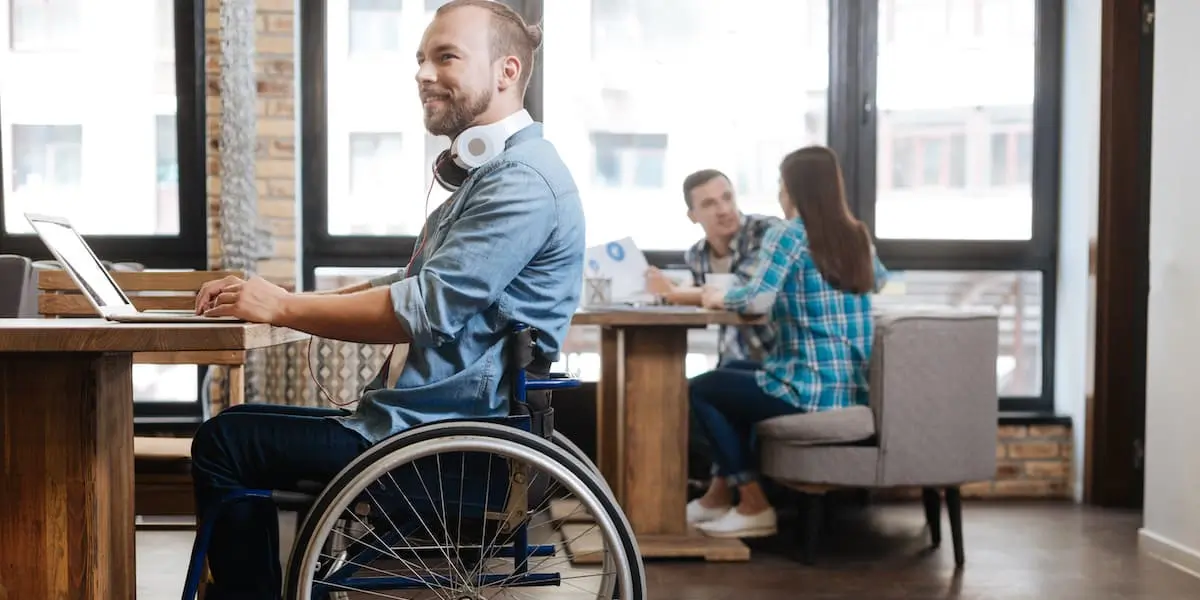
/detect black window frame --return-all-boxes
[299,0,1063,413]
[0,0,211,426]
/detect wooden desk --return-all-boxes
[570,307,764,562]
[0,319,306,599]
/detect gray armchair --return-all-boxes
[756,307,999,566]
[0,255,38,317]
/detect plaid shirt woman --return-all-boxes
[685,145,888,540]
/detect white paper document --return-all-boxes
[583,237,652,303]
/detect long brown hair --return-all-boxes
[780,146,875,294]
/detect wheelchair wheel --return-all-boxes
[550,430,612,498]
[284,421,645,600]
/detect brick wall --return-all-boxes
[877,423,1074,501]
[205,0,297,291]
[963,424,1074,499]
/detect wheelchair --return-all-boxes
[182,325,645,599]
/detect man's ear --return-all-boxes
[497,56,521,91]
[687,209,698,225]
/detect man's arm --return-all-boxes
[647,246,704,306]
[276,286,412,344]
[662,287,703,306]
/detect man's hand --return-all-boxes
[644,267,675,296]
[202,276,291,323]
[700,285,727,310]
[194,275,245,315]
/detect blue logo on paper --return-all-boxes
[606,242,626,262]
[587,259,600,273]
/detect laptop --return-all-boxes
[24,212,241,324]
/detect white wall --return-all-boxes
[1055,0,1102,502]
[1141,0,1200,572]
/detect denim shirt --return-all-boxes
[337,123,586,443]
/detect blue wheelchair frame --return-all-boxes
[181,324,582,600]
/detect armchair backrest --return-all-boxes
[869,308,1000,486]
[0,255,37,317]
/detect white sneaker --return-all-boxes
[696,506,778,539]
[686,499,730,525]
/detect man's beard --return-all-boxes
[424,87,492,138]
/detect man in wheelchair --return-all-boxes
[190,2,585,597]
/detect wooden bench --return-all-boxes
[38,268,246,517]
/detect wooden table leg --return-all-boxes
[596,326,622,499]
[0,352,136,599]
[592,327,750,562]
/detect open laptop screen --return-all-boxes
[27,217,130,310]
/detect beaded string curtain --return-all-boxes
[217,0,274,405]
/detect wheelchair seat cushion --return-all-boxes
[756,404,876,446]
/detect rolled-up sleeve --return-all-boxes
[388,162,556,347]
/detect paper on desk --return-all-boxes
[584,237,652,302]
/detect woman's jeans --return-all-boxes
[688,360,804,486]
[190,402,372,600]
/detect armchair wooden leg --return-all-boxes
[944,486,965,567]
[921,487,942,548]
[795,492,823,565]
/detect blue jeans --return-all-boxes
[190,403,372,600]
[688,360,804,485]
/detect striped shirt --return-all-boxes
[722,217,889,412]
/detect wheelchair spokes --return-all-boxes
[289,428,630,600]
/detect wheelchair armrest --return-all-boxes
[526,377,581,391]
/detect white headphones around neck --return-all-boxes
[432,109,535,191]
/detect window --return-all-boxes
[874,0,1036,242]
[989,129,1033,187]
[10,124,82,191]
[155,0,176,95]
[544,0,830,250]
[885,128,966,191]
[864,0,1059,412]
[9,0,79,51]
[304,0,454,280]
[348,0,403,55]
[2,0,203,241]
[876,270,1043,397]
[590,132,668,190]
[301,0,1064,413]
[155,115,180,233]
[340,132,406,235]
[1,1,210,424]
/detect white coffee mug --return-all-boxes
[706,273,737,291]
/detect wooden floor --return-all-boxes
[137,502,1200,599]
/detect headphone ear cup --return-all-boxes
[432,149,467,192]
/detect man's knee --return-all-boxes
[191,411,237,468]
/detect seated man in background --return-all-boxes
[187,1,585,597]
[644,169,783,489]
[645,168,782,366]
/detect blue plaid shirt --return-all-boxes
[722,217,889,412]
[684,213,784,363]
